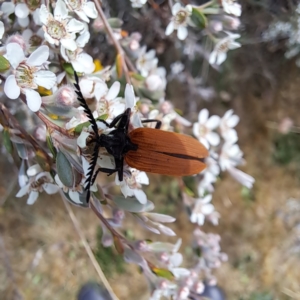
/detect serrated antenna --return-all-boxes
[73,71,100,202]
[73,71,99,137]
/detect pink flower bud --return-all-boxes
[34,124,47,142]
[209,20,223,32]
[56,85,76,106]
[6,35,26,51]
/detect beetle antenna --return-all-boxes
[73,71,99,137]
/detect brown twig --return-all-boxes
[63,197,119,300]
[93,0,131,84]
[0,104,52,164]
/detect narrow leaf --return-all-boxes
[113,235,124,254]
[56,151,74,187]
[0,55,10,72]
[3,128,13,154]
[116,54,123,78]
[191,8,207,29]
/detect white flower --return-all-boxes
[64,0,97,23]
[221,0,242,17]
[209,33,241,65]
[165,3,192,40]
[115,168,149,204]
[220,109,239,142]
[55,174,83,204]
[130,0,147,8]
[136,46,158,77]
[198,156,220,195]
[79,76,108,101]
[95,81,125,122]
[0,21,4,40]
[190,194,214,226]
[219,142,243,171]
[16,164,59,205]
[60,45,95,74]
[4,43,56,112]
[40,0,85,51]
[193,109,220,149]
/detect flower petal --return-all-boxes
[83,2,98,19]
[1,2,15,15]
[34,70,56,89]
[165,22,174,36]
[16,184,30,198]
[54,0,68,19]
[172,3,181,15]
[125,84,135,108]
[207,132,220,146]
[18,17,29,28]
[43,183,59,194]
[206,115,220,129]
[25,89,42,112]
[177,26,188,40]
[27,164,43,176]
[198,108,209,124]
[39,5,50,25]
[134,189,147,204]
[69,190,82,204]
[15,3,29,18]
[227,115,239,127]
[5,43,25,69]
[77,130,90,148]
[106,82,120,101]
[67,18,85,33]
[0,21,4,39]
[216,52,227,65]
[4,75,20,99]
[60,38,77,51]
[27,191,39,205]
[27,45,49,66]
[76,29,90,48]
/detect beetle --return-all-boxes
[73,72,208,203]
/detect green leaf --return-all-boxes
[0,55,10,72]
[15,143,28,159]
[56,151,74,187]
[191,8,207,29]
[2,128,13,154]
[43,104,78,118]
[46,131,57,160]
[74,121,90,134]
[131,73,145,81]
[113,195,154,213]
[107,18,123,29]
[63,63,75,75]
[151,267,175,280]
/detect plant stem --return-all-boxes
[63,197,119,300]
[93,0,131,84]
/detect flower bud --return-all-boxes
[6,35,26,51]
[209,20,223,33]
[223,15,241,30]
[34,124,46,142]
[145,74,162,91]
[56,85,76,106]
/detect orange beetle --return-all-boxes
[74,72,208,202]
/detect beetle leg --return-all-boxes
[115,158,124,181]
[141,119,162,129]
